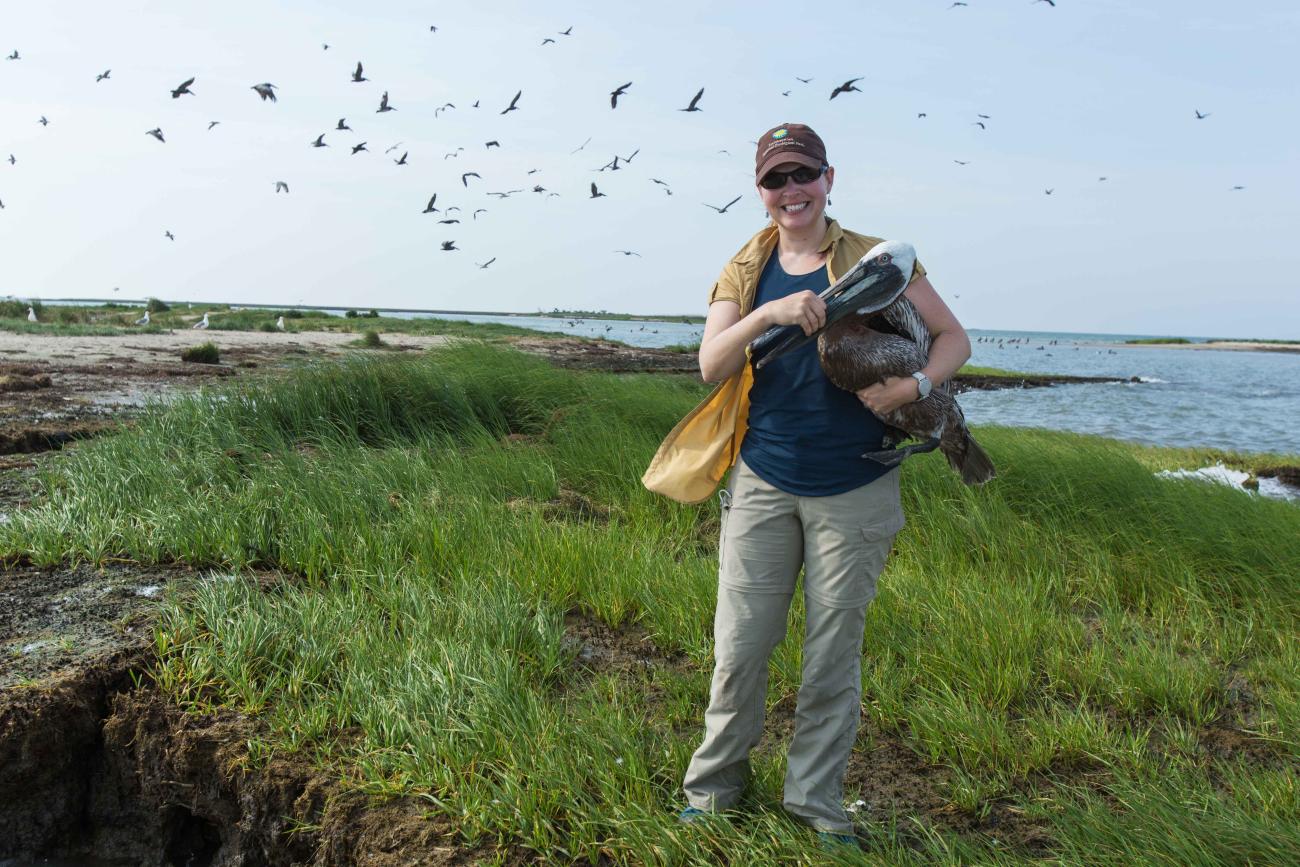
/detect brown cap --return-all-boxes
[755,123,827,180]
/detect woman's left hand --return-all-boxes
[856,376,919,415]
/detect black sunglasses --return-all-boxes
[758,164,827,190]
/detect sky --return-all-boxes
[2,1,1298,339]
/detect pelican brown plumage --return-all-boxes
[750,241,994,485]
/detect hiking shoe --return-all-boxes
[817,831,860,852]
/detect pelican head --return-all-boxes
[749,240,916,369]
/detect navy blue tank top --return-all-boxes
[739,250,891,496]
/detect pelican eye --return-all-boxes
[878,253,892,265]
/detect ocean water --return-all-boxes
[34,301,1300,457]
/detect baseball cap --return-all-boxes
[755,123,827,180]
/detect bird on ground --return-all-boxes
[609,82,632,108]
[336,118,350,130]
[422,194,439,213]
[1195,110,1210,119]
[541,38,555,45]
[311,133,327,147]
[680,87,704,111]
[351,61,366,82]
[96,69,111,81]
[394,151,408,165]
[192,312,209,329]
[147,127,165,142]
[165,230,175,240]
[171,77,195,98]
[441,240,457,251]
[251,82,277,101]
[462,172,480,186]
[752,240,993,484]
[703,195,742,214]
[476,258,496,269]
[275,181,289,193]
[207,121,219,130]
[27,306,37,322]
[473,208,487,219]
[590,182,606,199]
[134,310,150,325]
[614,250,641,257]
[377,91,394,112]
[276,316,286,330]
[38,116,48,126]
[501,91,521,114]
[351,142,367,154]
[829,78,862,99]
[485,140,500,148]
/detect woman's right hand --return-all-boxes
[762,291,827,336]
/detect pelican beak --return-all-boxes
[749,241,915,370]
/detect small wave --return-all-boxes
[1137,376,1167,383]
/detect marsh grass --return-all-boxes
[3,341,1297,864]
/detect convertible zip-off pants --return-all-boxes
[682,455,905,834]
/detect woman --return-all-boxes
[662,123,972,847]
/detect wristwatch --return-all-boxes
[911,371,932,399]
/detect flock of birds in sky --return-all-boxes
[2,3,1249,311]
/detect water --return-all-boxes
[32,301,1300,456]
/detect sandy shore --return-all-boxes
[1121,341,1300,354]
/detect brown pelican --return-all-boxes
[749,241,995,484]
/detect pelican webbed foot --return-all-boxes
[861,437,941,468]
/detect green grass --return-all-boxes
[3,341,1297,864]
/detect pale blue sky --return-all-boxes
[3,1,1297,338]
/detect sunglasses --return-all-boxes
[758,164,827,190]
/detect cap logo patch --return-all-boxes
[772,129,788,139]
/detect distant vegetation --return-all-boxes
[1125,337,1192,345]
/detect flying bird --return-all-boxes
[621,148,640,164]
[476,258,496,269]
[435,102,456,117]
[275,181,289,193]
[1044,188,1054,195]
[441,240,457,251]
[614,250,641,257]
[146,127,165,142]
[1035,0,1056,6]
[680,87,704,112]
[207,121,220,130]
[703,195,742,213]
[351,142,367,154]
[1195,110,1210,119]
[351,61,367,82]
[1231,185,1245,190]
[953,159,969,165]
[950,2,968,7]
[394,151,408,165]
[7,154,14,164]
[570,136,591,154]
[7,51,20,61]
[336,117,350,130]
[541,38,555,45]
[972,121,985,129]
[609,81,632,108]
[462,171,480,186]
[782,90,791,96]
[501,90,521,115]
[485,140,500,148]
[251,82,277,102]
[171,77,195,98]
[438,219,460,224]
[422,194,439,213]
[311,133,327,147]
[590,182,606,199]
[795,76,813,83]
[377,91,395,112]
[560,26,573,35]
[165,230,175,240]
[38,116,48,126]
[96,69,111,82]
[829,78,862,100]
[472,208,487,219]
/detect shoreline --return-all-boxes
[1109,340,1300,354]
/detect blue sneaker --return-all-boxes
[817,831,860,852]
[677,805,711,824]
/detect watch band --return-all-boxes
[911,371,932,399]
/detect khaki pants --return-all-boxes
[682,456,905,833]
